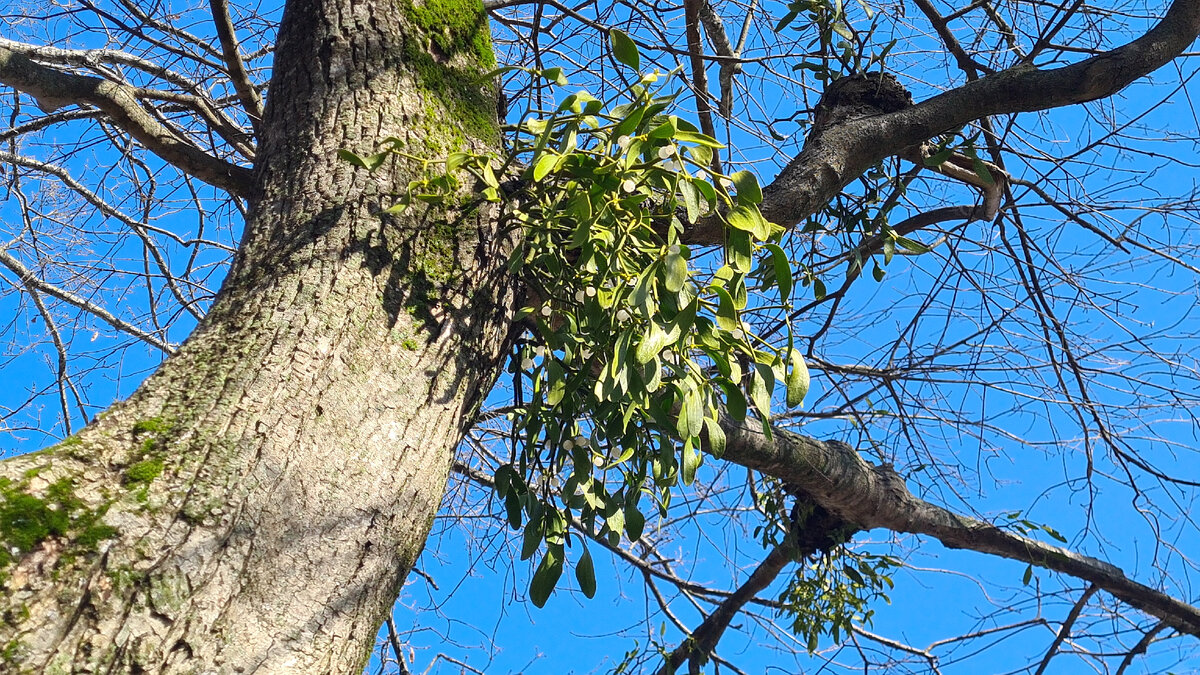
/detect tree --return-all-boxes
[0,0,1199,673]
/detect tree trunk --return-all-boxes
[0,0,510,672]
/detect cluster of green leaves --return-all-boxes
[338,40,936,647]
[778,0,894,81]
[344,31,812,607]
[1002,511,1069,544]
[779,550,898,652]
[344,17,922,658]
[493,33,814,607]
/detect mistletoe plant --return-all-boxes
[344,30,810,608]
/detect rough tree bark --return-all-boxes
[0,0,512,671]
[1,0,1199,672]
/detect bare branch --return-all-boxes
[22,280,86,433]
[682,0,720,172]
[0,248,175,354]
[692,0,741,117]
[208,0,265,129]
[1115,622,1170,675]
[912,0,989,78]
[0,46,254,197]
[656,543,794,675]
[1033,584,1098,675]
[0,37,206,93]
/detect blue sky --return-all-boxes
[4,2,1200,673]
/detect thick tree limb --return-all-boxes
[693,5,1200,635]
[0,39,254,156]
[766,0,1200,226]
[0,46,254,198]
[684,1,1200,243]
[713,414,1200,638]
[0,37,204,92]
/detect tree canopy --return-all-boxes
[2,1,1200,673]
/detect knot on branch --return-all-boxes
[870,460,908,493]
[812,71,913,136]
[787,490,862,558]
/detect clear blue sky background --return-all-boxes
[2,2,1199,673]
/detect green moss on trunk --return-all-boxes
[401,0,499,147]
[0,476,117,578]
[0,417,179,580]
